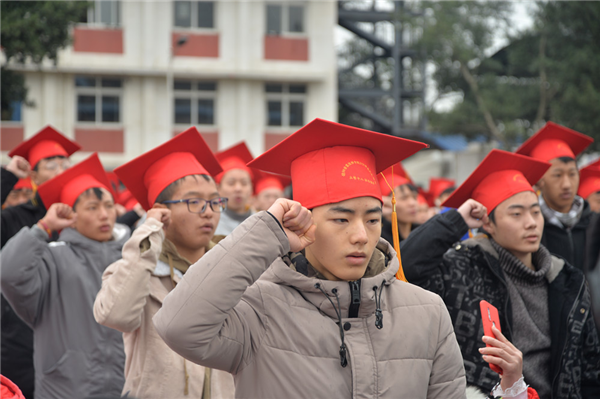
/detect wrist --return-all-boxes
[38,220,53,239]
[491,375,527,398]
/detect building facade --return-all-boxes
[1,0,337,168]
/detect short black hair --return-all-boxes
[488,208,496,224]
[440,186,456,197]
[73,187,106,210]
[155,174,213,204]
[32,155,67,172]
[556,156,576,164]
[396,183,418,195]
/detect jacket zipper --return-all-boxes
[348,280,361,318]
[550,279,585,398]
[483,254,513,339]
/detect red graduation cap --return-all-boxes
[442,149,551,214]
[13,177,33,191]
[377,162,412,196]
[114,127,222,210]
[248,118,428,209]
[578,165,600,200]
[215,142,254,184]
[515,121,593,162]
[582,158,600,171]
[254,170,291,195]
[428,177,455,201]
[37,153,113,208]
[9,125,81,168]
[105,171,122,195]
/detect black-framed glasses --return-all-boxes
[161,197,228,214]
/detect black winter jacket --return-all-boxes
[401,210,600,398]
[541,200,593,272]
[1,168,19,205]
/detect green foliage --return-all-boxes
[424,1,600,151]
[1,1,89,120]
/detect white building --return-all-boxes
[1,0,338,168]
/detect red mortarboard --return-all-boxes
[377,162,412,196]
[247,118,428,209]
[254,170,291,195]
[215,142,254,184]
[429,177,455,201]
[582,158,600,171]
[515,122,593,162]
[442,149,551,214]
[37,153,113,208]
[578,166,600,200]
[9,125,81,168]
[114,127,222,210]
[13,177,33,191]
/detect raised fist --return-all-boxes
[458,199,488,229]
[148,205,171,230]
[267,198,316,252]
[39,203,77,232]
[6,155,31,179]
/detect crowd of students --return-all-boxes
[0,119,599,399]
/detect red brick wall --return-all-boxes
[73,27,124,54]
[264,132,290,151]
[173,130,218,153]
[172,33,219,58]
[264,36,309,61]
[0,125,24,151]
[75,128,124,153]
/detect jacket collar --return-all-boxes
[261,238,399,320]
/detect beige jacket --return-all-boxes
[154,212,466,399]
[93,218,235,399]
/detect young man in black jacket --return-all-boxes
[515,122,594,271]
[401,149,600,399]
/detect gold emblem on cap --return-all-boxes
[341,161,376,185]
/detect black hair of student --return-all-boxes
[32,155,67,172]
[488,209,496,224]
[154,174,213,204]
[557,156,576,164]
[440,186,456,197]
[396,183,418,195]
[73,187,105,210]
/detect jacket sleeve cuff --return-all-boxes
[440,209,470,240]
[31,224,51,242]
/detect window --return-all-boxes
[174,80,217,126]
[266,3,304,35]
[75,77,123,124]
[174,1,215,29]
[265,83,306,127]
[86,1,121,26]
[1,101,22,122]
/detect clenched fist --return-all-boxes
[6,155,31,179]
[147,205,171,230]
[267,198,316,252]
[38,203,77,232]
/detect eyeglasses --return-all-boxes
[42,160,71,171]
[161,197,228,214]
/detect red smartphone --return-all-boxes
[480,300,502,375]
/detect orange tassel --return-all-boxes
[380,169,408,282]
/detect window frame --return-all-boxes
[75,76,124,126]
[265,2,306,37]
[265,83,307,129]
[86,0,121,27]
[173,79,218,128]
[173,1,217,32]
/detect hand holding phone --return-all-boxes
[480,300,502,374]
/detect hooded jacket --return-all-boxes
[154,211,466,399]
[94,217,235,399]
[400,210,600,399]
[0,224,129,399]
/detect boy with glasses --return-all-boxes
[93,127,234,398]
